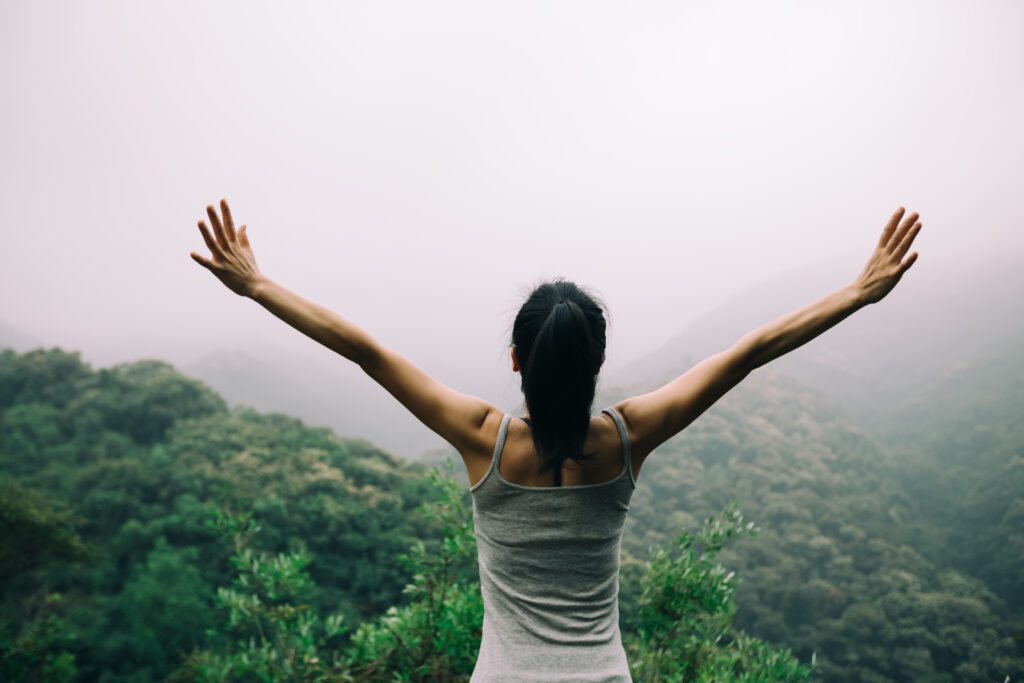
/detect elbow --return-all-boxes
[355,339,386,374]
[729,335,761,375]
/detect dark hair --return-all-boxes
[511,277,609,486]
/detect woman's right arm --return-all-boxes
[615,207,923,473]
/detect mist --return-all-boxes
[3,3,1024,681]
[2,0,1021,458]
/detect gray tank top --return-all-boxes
[469,407,637,682]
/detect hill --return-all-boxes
[0,347,439,681]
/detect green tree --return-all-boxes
[176,507,348,682]
[185,464,811,682]
[625,500,812,682]
[0,479,87,683]
[342,460,483,682]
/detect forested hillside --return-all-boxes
[1,345,1020,681]
[0,348,438,680]
[0,348,809,682]
[608,357,1023,681]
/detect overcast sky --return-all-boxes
[2,1,1021,403]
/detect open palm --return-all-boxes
[190,198,265,297]
[855,207,922,304]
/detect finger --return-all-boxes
[197,220,226,259]
[238,224,250,249]
[879,207,905,249]
[207,204,228,249]
[898,251,919,274]
[220,198,236,242]
[190,251,216,270]
[889,211,919,253]
[893,221,921,260]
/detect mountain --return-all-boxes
[179,345,445,461]
[0,346,442,681]
[605,345,1024,682]
[177,255,1024,476]
[603,256,1024,434]
[2,332,1021,681]
[592,254,1024,679]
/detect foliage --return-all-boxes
[0,479,86,682]
[185,464,805,682]
[611,365,1024,682]
[0,479,88,583]
[0,348,439,681]
[341,460,484,682]
[625,501,811,682]
[177,508,348,682]
[1,346,1022,681]
[179,460,483,682]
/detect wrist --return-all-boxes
[842,281,870,308]
[246,276,272,301]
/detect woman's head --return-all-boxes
[510,277,609,485]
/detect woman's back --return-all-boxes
[469,407,636,683]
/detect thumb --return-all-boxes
[239,224,250,249]
[899,251,919,274]
[190,251,215,270]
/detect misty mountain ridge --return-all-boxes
[604,255,1023,432]
[2,254,1019,462]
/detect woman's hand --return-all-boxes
[190,198,266,298]
[853,207,922,305]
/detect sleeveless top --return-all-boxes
[469,407,637,682]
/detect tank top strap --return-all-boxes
[470,412,512,492]
[601,406,636,488]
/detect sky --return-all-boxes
[1,0,1022,414]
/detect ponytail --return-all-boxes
[512,279,607,486]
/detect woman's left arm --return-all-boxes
[190,199,498,456]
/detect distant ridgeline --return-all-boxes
[0,346,1021,682]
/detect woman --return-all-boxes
[190,200,922,681]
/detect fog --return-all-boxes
[2,0,1021,458]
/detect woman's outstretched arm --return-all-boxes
[614,207,923,473]
[190,199,498,457]
[737,207,921,370]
